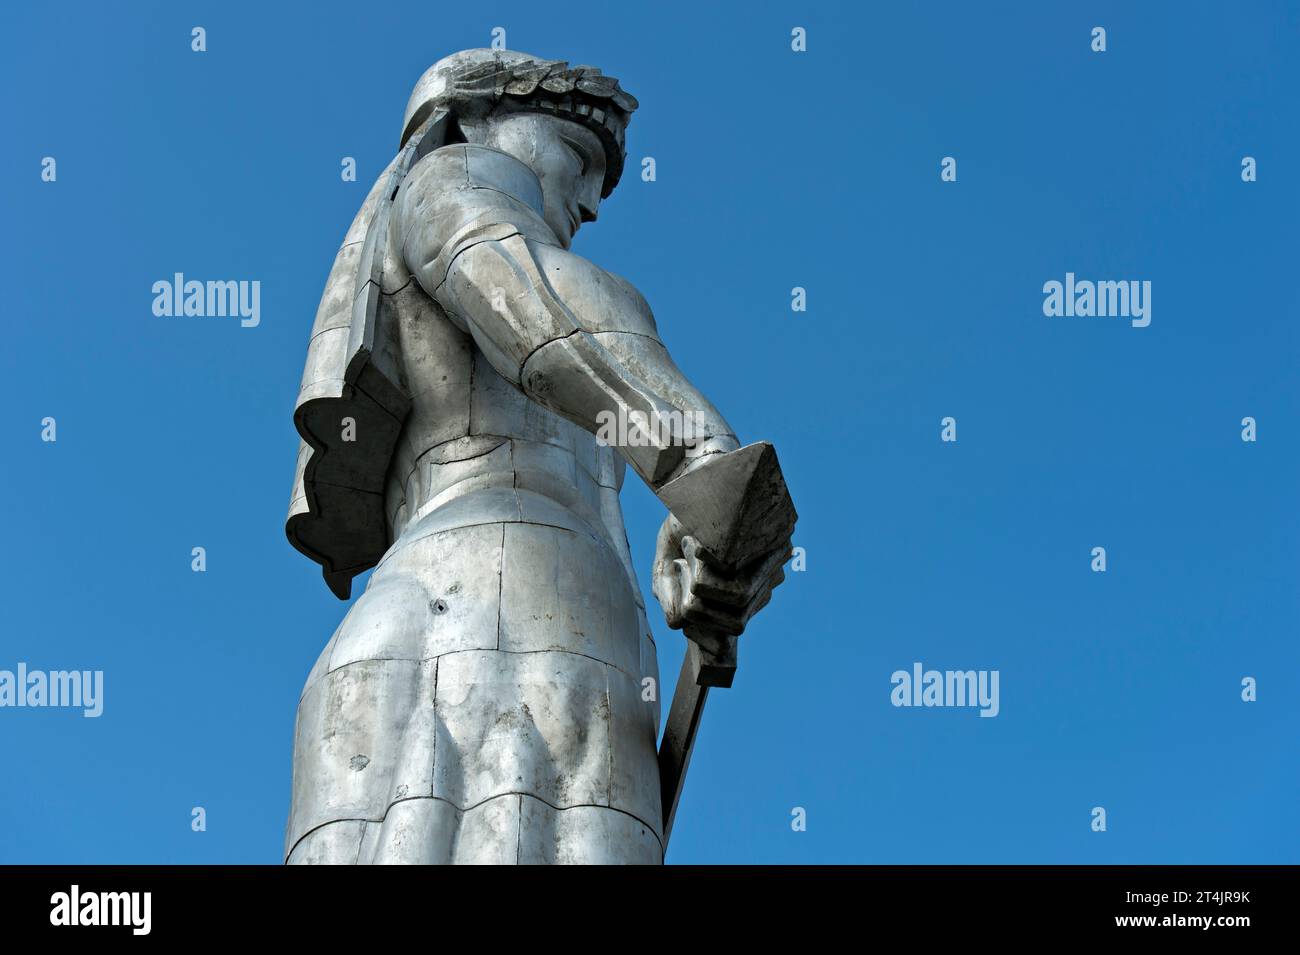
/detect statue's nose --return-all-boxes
[578,199,598,224]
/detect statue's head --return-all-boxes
[401,49,638,248]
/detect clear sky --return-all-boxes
[2,0,1296,864]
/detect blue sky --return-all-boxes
[1,0,1296,863]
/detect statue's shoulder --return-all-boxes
[396,143,556,253]
[603,270,653,318]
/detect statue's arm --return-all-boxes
[395,156,737,489]
[448,237,743,485]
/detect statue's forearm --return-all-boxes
[586,329,740,462]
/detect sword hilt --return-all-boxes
[683,624,738,688]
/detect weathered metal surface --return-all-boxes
[285,48,795,865]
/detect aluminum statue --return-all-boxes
[283,49,797,864]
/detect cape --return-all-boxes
[285,111,453,599]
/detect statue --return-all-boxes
[283,49,797,864]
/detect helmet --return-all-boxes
[400,48,639,198]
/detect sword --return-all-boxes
[653,441,797,848]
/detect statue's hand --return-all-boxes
[651,514,791,640]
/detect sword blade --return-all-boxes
[656,632,737,850]
[657,644,709,848]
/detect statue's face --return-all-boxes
[486,111,608,248]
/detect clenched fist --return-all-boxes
[651,513,791,642]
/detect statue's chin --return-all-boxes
[545,210,578,248]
